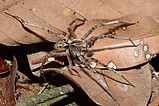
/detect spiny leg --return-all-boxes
[5,12,50,31]
[84,56,135,87]
[81,20,135,40]
[66,48,73,70]
[66,48,81,77]
[85,34,138,48]
[40,53,52,81]
[40,51,67,80]
[67,18,86,39]
[78,55,119,105]
[90,68,119,105]
[5,12,67,40]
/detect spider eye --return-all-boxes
[58,45,62,48]
[57,43,63,48]
[121,25,127,31]
[109,29,115,35]
[63,39,67,42]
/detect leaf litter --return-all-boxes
[0,0,159,105]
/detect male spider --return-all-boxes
[5,12,137,105]
[40,18,137,105]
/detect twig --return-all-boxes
[37,73,58,95]
[16,84,74,106]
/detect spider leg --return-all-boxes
[81,21,135,40]
[90,68,119,105]
[5,12,67,40]
[67,18,86,39]
[40,53,52,81]
[77,55,119,105]
[85,34,138,47]
[84,56,135,87]
[66,48,81,77]
[39,51,67,80]
[66,48,74,70]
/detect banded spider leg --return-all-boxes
[67,18,86,39]
[77,54,119,105]
[81,20,135,40]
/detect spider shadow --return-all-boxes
[68,68,82,77]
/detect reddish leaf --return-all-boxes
[0,56,17,106]
[0,58,10,74]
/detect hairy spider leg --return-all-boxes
[84,56,135,87]
[66,48,74,70]
[40,51,67,80]
[5,12,50,31]
[40,53,52,81]
[85,34,138,47]
[67,18,86,40]
[90,69,120,106]
[78,55,119,105]
[65,48,82,77]
[5,12,67,40]
[81,21,135,40]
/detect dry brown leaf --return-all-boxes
[28,49,152,105]
[151,77,159,103]
[0,0,159,46]
[29,14,159,69]
[27,14,158,105]
[0,0,159,69]
[0,0,158,105]
[0,0,82,46]
[43,63,151,106]
[57,0,159,21]
[74,14,159,69]
[149,96,159,106]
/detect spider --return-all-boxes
[5,12,137,105]
[39,18,137,105]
